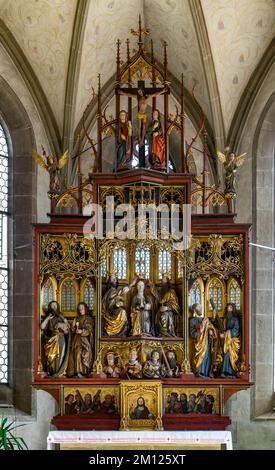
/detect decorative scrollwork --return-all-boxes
[99,184,186,210]
[191,187,227,208]
[54,181,93,213]
[120,55,163,84]
[82,189,93,208]
[99,186,125,209]
[161,186,186,206]
[39,234,96,281]
[187,234,244,281]
[206,191,227,207]
[56,193,78,209]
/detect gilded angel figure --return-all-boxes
[32,147,69,194]
[217,147,246,196]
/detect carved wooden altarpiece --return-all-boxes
[32,18,251,432]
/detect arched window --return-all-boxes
[113,247,127,279]
[61,279,76,312]
[42,279,54,310]
[84,279,94,310]
[101,255,107,278]
[208,278,223,311]
[0,123,9,383]
[135,244,150,279]
[178,258,184,278]
[132,138,149,168]
[158,248,171,279]
[228,279,241,310]
[190,280,202,306]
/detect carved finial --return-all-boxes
[126,38,132,85]
[131,14,149,46]
[151,39,156,85]
[151,39,154,62]
[97,73,101,94]
[181,73,184,100]
[163,41,167,63]
[116,38,121,60]
[203,127,208,147]
[126,38,130,63]
[163,41,168,80]
[116,39,121,83]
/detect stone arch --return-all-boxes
[227,38,275,149]
[0,75,36,414]
[251,92,275,416]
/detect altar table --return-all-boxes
[47,430,233,450]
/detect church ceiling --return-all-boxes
[143,0,211,127]
[0,0,274,146]
[0,0,77,131]
[201,0,275,133]
[75,0,144,131]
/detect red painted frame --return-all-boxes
[191,214,251,383]
[90,171,192,205]
[32,181,252,430]
[33,216,251,385]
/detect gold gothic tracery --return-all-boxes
[187,234,244,281]
[39,234,96,281]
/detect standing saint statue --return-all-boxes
[71,302,93,377]
[150,274,180,337]
[148,109,165,168]
[41,301,71,376]
[219,303,241,378]
[130,279,154,336]
[102,273,136,337]
[189,303,218,378]
[117,110,132,169]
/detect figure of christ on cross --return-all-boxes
[118,83,168,146]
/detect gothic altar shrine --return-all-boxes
[32,18,251,433]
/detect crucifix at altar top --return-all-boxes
[114,15,170,170]
[117,81,168,166]
[88,16,192,175]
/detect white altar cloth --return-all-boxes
[47,430,232,450]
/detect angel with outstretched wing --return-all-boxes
[32,147,68,193]
[217,147,246,195]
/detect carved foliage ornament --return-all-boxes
[39,234,96,280]
[187,235,244,281]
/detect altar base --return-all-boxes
[47,430,233,450]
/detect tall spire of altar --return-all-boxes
[131,14,149,48]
